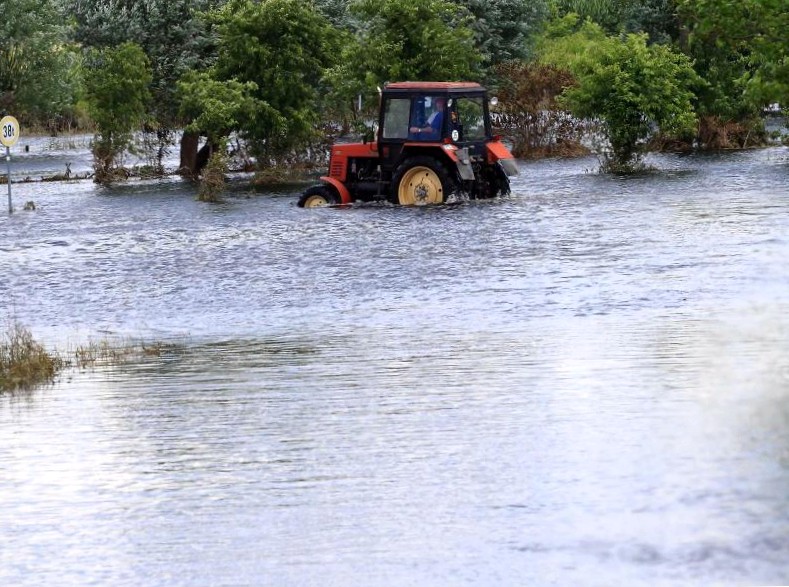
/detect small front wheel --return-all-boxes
[298,185,341,208]
[391,157,456,206]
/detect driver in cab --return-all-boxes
[409,97,446,140]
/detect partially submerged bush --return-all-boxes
[83,42,152,185]
[697,116,768,150]
[539,18,699,172]
[0,321,64,392]
[198,147,229,202]
[494,61,590,159]
[1,320,185,393]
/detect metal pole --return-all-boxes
[6,146,11,214]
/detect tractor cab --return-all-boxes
[380,86,489,146]
[298,81,518,208]
[377,83,496,175]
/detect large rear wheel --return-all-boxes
[298,185,341,208]
[391,157,456,206]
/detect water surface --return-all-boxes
[2,145,789,586]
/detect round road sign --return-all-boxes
[1,115,20,148]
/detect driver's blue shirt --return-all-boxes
[410,110,443,140]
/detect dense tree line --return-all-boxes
[1,0,786,183]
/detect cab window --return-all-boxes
[407,96,445,140]
[453,97,486,141]
[382,98,410,139]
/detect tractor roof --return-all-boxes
[385,82,482,90]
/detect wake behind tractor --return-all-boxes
[298,81,518,207]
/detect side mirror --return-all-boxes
[489,96,499,107]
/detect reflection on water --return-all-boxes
[2,147,789,586]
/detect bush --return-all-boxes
[0,321,63,392]
[539,19,699,171]
[83,42,152,184]
[198,147,229,203]
[494,61,589,158]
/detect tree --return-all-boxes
[322,0,481,125]
[453,0,549,71]
[552,0,630,34]
[677,0,788,145]
[70,0,218,171]
[208,0,342,164]
[540,18,698,171]
[313,0,354,28]
[177,72,279,199]
[553,0,678,44]
[348,0,480,84]
[0,0,78,125]
[83,42,152,183]
[620,0,678,44]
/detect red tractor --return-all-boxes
[298,81,519,207]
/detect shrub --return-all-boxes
[539,18,699,171]
[494,61,589,158]
[83,42,152,184]
[0,321,63,392]
[198,146,229,203]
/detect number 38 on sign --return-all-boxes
[1,115,20,148]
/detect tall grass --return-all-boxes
[0,321,64,392]
[72,338,177,368]
[1,320,182,393]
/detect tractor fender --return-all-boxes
[486,141,519,176]
[447,147,476,181]
[319,176,353,204]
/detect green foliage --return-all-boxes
[620,0,677,44]
[70,0,219,167]
[552,0,629,34]
[540,20,698,170]
[551,0,676,42]
[70,0,216,126]
[313,0,354,28]
[347,0,481,84]
[210,0,342,161]
[677,0,789,113]
[0,0,78,122]
[177,72,276,144]
[83,42,152,182]
[321,0,482,125]
[455,0,549,69]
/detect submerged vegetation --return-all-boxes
[0,320,183,394]
[0,321,63,392]
[2,0,787,178]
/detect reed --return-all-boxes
[72,338,182,368]
[1,320,183,393]
[0,321,64,392]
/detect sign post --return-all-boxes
[1,115,20,214]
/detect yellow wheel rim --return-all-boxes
[397,166,444,206]
[303,194,331,208]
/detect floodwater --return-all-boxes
[1,137,789,586]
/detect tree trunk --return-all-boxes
[179,131,200,178]
[196,141,214,175]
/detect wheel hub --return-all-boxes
[304,195,328,207]
[414,181,430,203]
